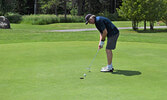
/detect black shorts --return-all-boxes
[106,33,119,50]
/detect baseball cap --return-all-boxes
[85,14,93,25]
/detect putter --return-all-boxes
[87,49,100,72]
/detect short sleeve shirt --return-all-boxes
[95,16,119,37]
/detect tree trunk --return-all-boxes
[132,20,138,30]
[55,5,58,16]
[82,0,85,14]
[34,0,37,14]
[77,0,82,15]
[72,0,76,8]
[64,0,67,21]
[88,0,91,13]
[77,0,84,15]
[144,20,146,30]
[150,21,154,30]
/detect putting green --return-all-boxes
[0,41,167,100]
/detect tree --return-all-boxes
[0,0,16,15]
[34,0,37,14]
[146,0,164,30]
[77,0,85,16]
[99,0,116,14]
[118,0,143,30]
[118,0,165,30]
[47,0,60,16]
[70,0,77,15]
[14,0,27,15]
[40,0,60,15]
[161,0,167,26]
[84,0,101,14]
[64,0,67,20]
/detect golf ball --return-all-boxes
[84,73,86,77]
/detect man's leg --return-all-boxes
[106,49,112,65]
[101,49,113,72]
[101,33,119,72]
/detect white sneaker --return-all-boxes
[101,66,114,72]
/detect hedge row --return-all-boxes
[6,14,85,25]
[5,13,128,25]
[21,15,85,25]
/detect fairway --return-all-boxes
[0,41,167,100]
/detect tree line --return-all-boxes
[0,0,122,15]
[0,0,166,30]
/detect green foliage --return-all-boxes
[22,15,60,25]
[118,0,143,21]
[5,13,22,23]
[21,14,84,25]
[146,0,164,22]
[70,8,78,16]
[40,0,60,14]
[0,0,17,15]
[161,0,167,25]
[118,0,166,30]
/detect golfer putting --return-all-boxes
[85,14,119,72]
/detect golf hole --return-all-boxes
[80,77,84,79]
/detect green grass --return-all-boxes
[0,22,167,100]
[0,23,167,44]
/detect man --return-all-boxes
[85,14,119,72]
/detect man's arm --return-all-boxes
[101,28,107,41]
[99,28,107,49]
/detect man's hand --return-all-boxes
[98,28,107,49]
[98,41,104,49]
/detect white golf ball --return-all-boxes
[84,73,86,77]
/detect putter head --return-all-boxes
[86,68,91,72]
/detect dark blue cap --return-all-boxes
[85,14,93,25]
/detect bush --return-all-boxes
[6,13,22,23]
[22,15,60,25]
[21,14,85,25]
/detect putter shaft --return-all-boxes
[88,49,99,72]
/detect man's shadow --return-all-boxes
[111,69,142,76]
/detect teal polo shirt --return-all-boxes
[95,16,119,37]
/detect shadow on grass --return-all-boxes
[136,29,167,33]
[111,69,142,76]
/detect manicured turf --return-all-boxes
[0,23,167,100]
[0,41,167,100]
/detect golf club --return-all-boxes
[80,49,99,79]
[87,49,100,72]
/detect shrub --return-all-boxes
[6,13,22,23]
[21,14,84,25]
[22,15,60,25]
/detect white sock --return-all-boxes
[107,65,112,69]
[110,63,113,68]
